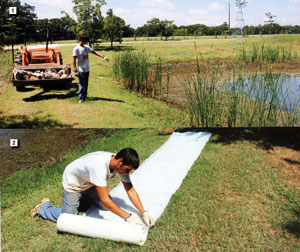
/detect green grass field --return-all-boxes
[1,128,299,251]
[0,34,299,128]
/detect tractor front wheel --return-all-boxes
[15,53,22,65]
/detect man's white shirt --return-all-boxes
[63,152,131,192]
[73,45,94,72]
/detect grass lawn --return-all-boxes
[1,34,300,128]
[1,128,299,251]
[0,45,188,128]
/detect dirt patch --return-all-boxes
[0,129,108,180]
[216,49,234,53]
[208,128,300,189]
[267,146,300,189]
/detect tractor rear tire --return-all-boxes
[16,86,26,92]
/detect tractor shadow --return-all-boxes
[22,83,125,103]
[23,88,78,102]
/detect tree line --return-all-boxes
[1,0,300,49]
[1,0,125,48]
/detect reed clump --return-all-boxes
[237,44,297,64]
[181,61,300,127]
[113,50,164,97]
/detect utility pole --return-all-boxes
[228,3,231,29]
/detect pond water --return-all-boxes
[224,75,300,110]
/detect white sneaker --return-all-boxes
[30,198,50,218]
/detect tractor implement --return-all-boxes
[12,26,74,91]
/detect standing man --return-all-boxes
[30,148,155,227]
[73,35,109,103]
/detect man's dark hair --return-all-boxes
[80,35,89,42]
[116,148,140,170]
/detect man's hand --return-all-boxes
[142,211,155,227]
[104,56,109,62]
[73,71,79,77]
[125,214,145,226]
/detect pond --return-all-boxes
[224,75,300,111]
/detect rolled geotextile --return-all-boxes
[57,213,149,246]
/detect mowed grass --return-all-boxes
[118,34,300,62]
[1,129,299,251]
[0,45,188,128]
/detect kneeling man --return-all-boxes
[30,148,155,227]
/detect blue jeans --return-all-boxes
[78,72,90,100]
[38,186,102,223]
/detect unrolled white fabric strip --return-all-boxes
[57,131,212,245]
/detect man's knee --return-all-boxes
[62,190,81,215]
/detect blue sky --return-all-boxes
[20,0,300,28]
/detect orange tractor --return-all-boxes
[12,26,73,91]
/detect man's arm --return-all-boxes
[122,181,155,227]
[92,50,109,61]
[122,181,145,215]
[96,186,130,219]
[73,56,77,72]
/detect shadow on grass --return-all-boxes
[93,45,135,52]
[0,112,74,128]
[85,97,125,103]
[284,210,300,238]
[15,87,36,92]
[176,128,300,151]
[284,158,300,165]
[22,85,125,103]
[23,89,78,102]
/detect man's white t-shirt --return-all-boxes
[62,151,131,192]
[73,45,94,72]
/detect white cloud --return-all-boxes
[21,0,74,19]
[189,9,208,15]
[141,0,174,10]
[29,0,72,8]
[114,8,131,16]
[123,7,228,28]
[208,2,224,11]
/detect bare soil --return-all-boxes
[268,146,300,189]
[2,128,298,191]
[207,128,300,190]
[0,129,108,180]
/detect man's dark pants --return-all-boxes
[78,72,90,100]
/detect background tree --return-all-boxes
[103,9,125,48]
[122,24,135,37]
[146,18,161,37]
[265,12,276,34]
[56,11,77,40]
[72,0,106,45]
[0,0,37,46]
[160,20,175,41]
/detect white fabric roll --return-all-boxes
[57,213,149,246]
[57,131,212,245]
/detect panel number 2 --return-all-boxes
[10,139,19,147]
